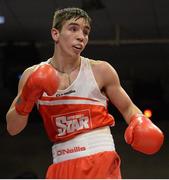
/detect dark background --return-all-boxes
[0,0,169,178]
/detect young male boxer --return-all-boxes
[6,7,164,179]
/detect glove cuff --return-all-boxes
[130,113,146,124]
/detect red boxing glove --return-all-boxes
[124,114,164,155]
[15,64,60,116]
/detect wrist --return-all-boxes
[130,113,151,125]
[130,113,143,120]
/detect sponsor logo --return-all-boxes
[56,90,76,96]
[53,110,91,136]
[55,146,86,156]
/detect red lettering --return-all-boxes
[56,146,86,156]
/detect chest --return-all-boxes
[57,66,103,91]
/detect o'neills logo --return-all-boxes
[57,146,86,156]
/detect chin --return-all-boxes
[71,51,81,57]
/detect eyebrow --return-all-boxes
[68,22,91,30]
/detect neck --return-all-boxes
[49,55,81,75]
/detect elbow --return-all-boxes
[6,112,25,136]
[6,121,25,136]
[6,112,15,136]
[7,125,20,136]
[6,120,21,136]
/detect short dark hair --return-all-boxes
[52,7,92,31]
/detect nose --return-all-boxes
[77,30,85,42]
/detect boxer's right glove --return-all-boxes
[124,113,164,155]
[15,64,60,116]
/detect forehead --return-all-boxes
[63,18,91,29]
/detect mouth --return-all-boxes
[73,44,83,51]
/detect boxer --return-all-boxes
[6,7,164,179]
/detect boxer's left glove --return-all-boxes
[15,64,60,116]
[124,113,164,155]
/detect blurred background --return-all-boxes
[0,0,169,178]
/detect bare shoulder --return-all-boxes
[89,59,118,77]
[21,65,38,81]
[18,64,38,92]
[89,59,120,88]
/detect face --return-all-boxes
[52,18,90,57]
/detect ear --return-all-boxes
[51,28,60,42]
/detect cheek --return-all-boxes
[59,35,71,46]
[63,33,74,43]
[84,37,89,45]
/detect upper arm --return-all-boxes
[103,62,132,109]
[101,61,141,123]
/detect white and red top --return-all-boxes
[37,56,115,143]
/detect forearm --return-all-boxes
[107,83,142,124]
[6,106,29,136]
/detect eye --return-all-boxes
[83,29,90,36]
[69,26,78,32]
